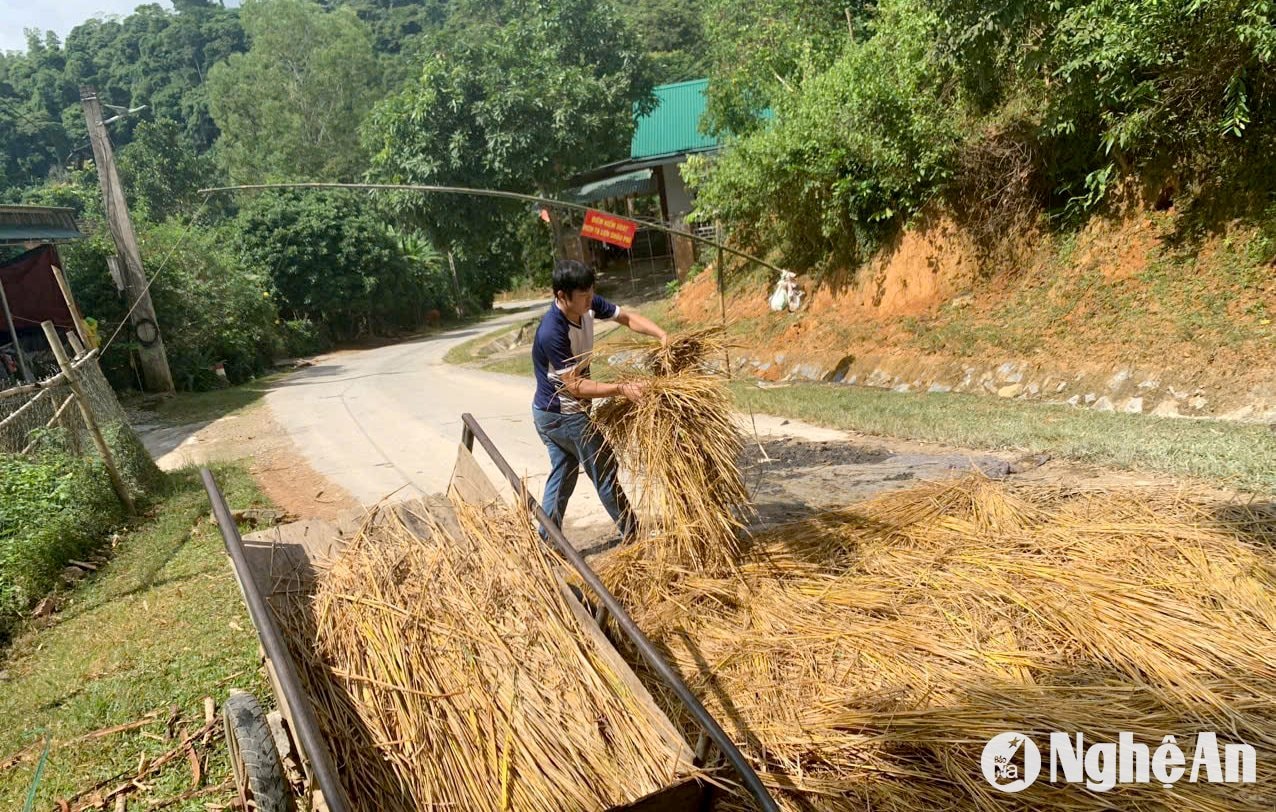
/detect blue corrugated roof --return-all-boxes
[630,79,720,161]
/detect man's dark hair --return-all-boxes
[552,260,596,297]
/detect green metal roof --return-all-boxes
[0,206,82,244]
[630,79,720,161]
[562,169,657,205]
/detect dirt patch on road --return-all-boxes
[142,403,358,521]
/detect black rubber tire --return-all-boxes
[223,690,294,812]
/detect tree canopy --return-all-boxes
[208,0,383,183]
[362,0,654,305]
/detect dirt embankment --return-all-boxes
[677,206,1276,422]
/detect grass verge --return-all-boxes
[443,318,533,366]
[731,382,1276,494]
[135,372,292,428]
[479,355,536,377]
[0,464,267,811]
[452,301,1274,492]
[453,312,1274,492]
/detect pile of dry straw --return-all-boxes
[590,327,750,597]
[591,329,1276,811]
[277,498,693,812]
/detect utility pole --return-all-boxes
[79,86,174,393]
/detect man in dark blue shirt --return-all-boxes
[532,260,667,541]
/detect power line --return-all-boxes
[197,182,790,277]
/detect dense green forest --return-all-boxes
[1,0,1272,390]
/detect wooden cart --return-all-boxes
[202,423,713,812]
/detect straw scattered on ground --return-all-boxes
[605,476,1276,811]
[276,497,695,812]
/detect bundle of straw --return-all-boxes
[591,327,748,582]
[277,498,693,812]
[607,476,1276,811]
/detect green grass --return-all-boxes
[0,465,268,811]
[443,318,532,366]
[453,301,1275,493]
[731,382,1276,494]
[137,372,292,427]
[0,451,121,632]
[479,354,536,377]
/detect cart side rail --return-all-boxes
[201,469,354,812]
[460,413,779,812]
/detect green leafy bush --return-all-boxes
[690,0,957,273]
[928,0,1276,210]
[64,222,280,391]
[0,449,121,637]
[278,318,331,358]
[236,191,451,339]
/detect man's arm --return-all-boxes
[560,369,643,401]
[614,309,668,344]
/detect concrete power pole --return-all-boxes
[79,86,175,394]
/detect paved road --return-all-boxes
[263,303,631,543]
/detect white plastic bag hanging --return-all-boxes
[769,282,789,312]
[770,270,801,312]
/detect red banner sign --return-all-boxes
[579,210,638,249]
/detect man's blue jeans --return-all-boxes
[532,407,636,540]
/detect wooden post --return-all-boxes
[67,331,86,358]
[50,263,95,349]
[0,274,34,384]
[40,321,135,515]
[80,86,174,393]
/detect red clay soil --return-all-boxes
[675,204,1276,400]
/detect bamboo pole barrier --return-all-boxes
[67,331,85,358]
[0,385,53,432]
[40,321,134,515]
[0,374,67,402]
[51,264,95,350]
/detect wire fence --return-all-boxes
[0,339,159,503]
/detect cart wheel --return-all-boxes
[224,690,294,812]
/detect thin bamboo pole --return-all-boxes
[197,182,791,278]
[40,321,134,515]
[50,264,94,349]
[0,385,53,432]
[0,374,66,402]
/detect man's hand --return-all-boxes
[619,381,647,403]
